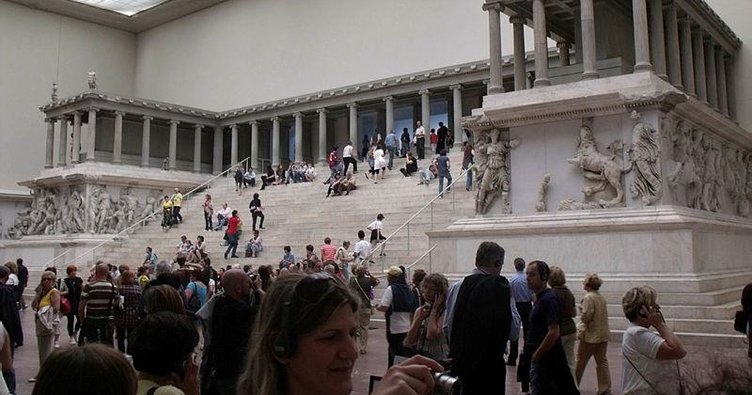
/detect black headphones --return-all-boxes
[535,260,550,282]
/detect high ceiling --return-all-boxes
[7,0,227,33]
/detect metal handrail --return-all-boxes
[44,157,251,270]
[371,243,438,280]
[362,164,475,266]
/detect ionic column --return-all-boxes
[716,47,728,116]
[317,109,327,165]
[57,116,68,167]
[271,117,280,167]
[193,124,203,173]
[212,126,223,174]
[294,113,303,162]
[86,108,98,161]
[649,0,667,79]
[169,120,179,170]
[250,121,259,170]
[230,124,239,166]
[384,96,394,133]
[725,56,736,120]
[347,103,358,153]
[633,0,653,72]
[71,111,82,164]
[483,1,504,94]
[533,0,550,86]
[511,16,527,90]
[45,118,55,168]
[664,3,682,88]
[141,116,152,167]
[581,0,599,79]
[113,111,124,164]
[679,17,695,96]
[450,85,463,145]
[692,27,707,103]
[557,42,570,67]
[420,90,431,144]
[704,38,718,109]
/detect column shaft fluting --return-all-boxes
[87,108,97,161]
[72,112,82,164]
[649,0,667,79]
[484,1,504,94]
[45,119,55,168]
[716,49,728,116]
[692,28,708,103]
[725,56,736,119]
[533,0,550,86]
[294,113,303,162]
[193,124,203,172]
[57,117,68,167]
[348,104,358,153]
[705,38,718,109]
[512,17,527,90]
[317,109,327,165]
[141,116,152,167]
[665,3,682,88]
[451,85,463,145]
[633,0,653,72]
[420,90,431,148]
[581,0,599,79]
[271,117,280,168]
[113,111,124,164]
[251,121,259,170]
[679,18,695,96]
[230,124,239,165]
[212,126,223,174]
[169,120,179,170]
[384,96,394,133]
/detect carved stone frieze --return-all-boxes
[472,127,519,215]
[535,174,551,212]
[628,111,662,205]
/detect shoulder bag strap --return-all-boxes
[622,351,665,395]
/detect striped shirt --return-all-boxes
[81,281,118,319]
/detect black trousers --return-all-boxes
[343,157,358,174]
[508,301,532,363]
[172,206,182,222]
[416,137,425,159]
[386,332,411,367]
[252,211,264,230]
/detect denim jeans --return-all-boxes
[438,172,452,197]
[386,146,397,169]
[224,234,238,257]
[464,166,473,190]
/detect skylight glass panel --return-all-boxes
[69,0,171,16]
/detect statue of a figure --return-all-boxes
[57,195,70,234]
[564,125,626,208]
[628,111,662,205]
[688,129,706,209]
[120,188,139,227]
[88,188,100,233]
[700,133,723,212]
[87,71,97,90]
[7,208,31,240]
[42,198,57,235]
[140,195,159,226]
[65,190,85,233]
[475,128,519,214]
[535,174,551,212]
[108,200,126,233]
[725,149,750,217]
[95,188,112,233]
[28,194,47,235]
[51,82,59,103]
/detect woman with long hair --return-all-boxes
[30,271,61,382]
[404,273,449,361]
[63,264,83,346]
[114,270,141,353]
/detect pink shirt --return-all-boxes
[320,244,337,262]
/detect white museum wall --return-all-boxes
[0,0,138,192]
[134,0,533,111]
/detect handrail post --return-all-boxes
[407,223,410,255]
[452,181,456,214]
[430,202,434,231]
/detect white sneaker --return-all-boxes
[69,337,77,345]
[53,341,60,348]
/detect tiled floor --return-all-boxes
[10,309,751,395]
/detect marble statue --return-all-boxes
[561,124,626,209]
[67,190,86,233]
[87,71,97,90]
[700,133,723,212]
[140,195,159,226]
[725,148,750,217]
[475,128,519,214]
[628,111,662,205]
[535,174,551,212]
[108,199,126,233]
[7,208,31,240]
[88,188,100,233]
[120,188,140,227]
[51,82,59,103]
[96,188,112,233]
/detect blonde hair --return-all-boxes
[622,286,657,321]
[4,261,17,274]
[583,272,603,291]
[41,271,56,282]
[547,265,567,287]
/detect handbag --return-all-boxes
[35,305,58,336]
[734,311,748,334]
[60,296,72,315]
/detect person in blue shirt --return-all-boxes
[385,130,398,170]
[279,246,295,269]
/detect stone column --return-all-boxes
[725,56,736,120]
[71,111,82,164]
[141,116,152,167]
[271,117,280,167]
[483,1,504,94]
[533,0,551,86]
[665,3,682,89]
[45,118,55,168]
[384,96,394,133]
[229,124,239,166]
[87,108,98,161]
[649,0,667,79]
[420,90,431,141]
[347,103,358,153]
[317,109,327,165]
[679,17,695,96]
[716,49,728,116]
[212,126,223,174]
[633,0,653,72]
[451,85,463,145]
[57,116,68,167]
[511,16,527,90]
[581,0,599,79]
[193,124,203,172]
[251,121,259,170]
[557,41,570,67]
[294,112,303,162]
[113,111,124,164]
[704,38,718,109]
[692,27,707,103]
[169,120,179,170]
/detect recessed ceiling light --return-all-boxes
[68,0,171,17]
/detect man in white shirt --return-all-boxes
[377,265,417,367]
[414,121,426,160]
[214,203,233,230]
[353,230,373,264]
[342,141,357,175]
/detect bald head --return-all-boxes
[222,269,250,301]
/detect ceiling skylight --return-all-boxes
[69,0,171,16]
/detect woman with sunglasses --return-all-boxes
[239,273,444,395]
[30,271,61,382]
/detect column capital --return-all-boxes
[483,79,491,86]
[86,107,99,113]
[230,124,238,130]
[249,120,259,126]
[71,110,82,116]
[141,115,154,121]
[194,124,204,130]
[114,111,126,117]
[382,96,394,102]
[509,15,525,24]
[57,115,69,121]
[419,89,431,96]
[271,116,280,122]
[482,1,503,12]
[449,84,463,91]
[316,108,328,114]
[346,102,358,109]
[45,117,56,123]
[293,112,303,118]
[169,119,180,126]
[556,41,570,49]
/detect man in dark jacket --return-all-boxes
[16,258,28,310]
[377,265,418,367]
[0,265,21,393]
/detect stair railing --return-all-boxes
[370,243,438,280]
[361,164,475,272]
[42,157,251,271]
